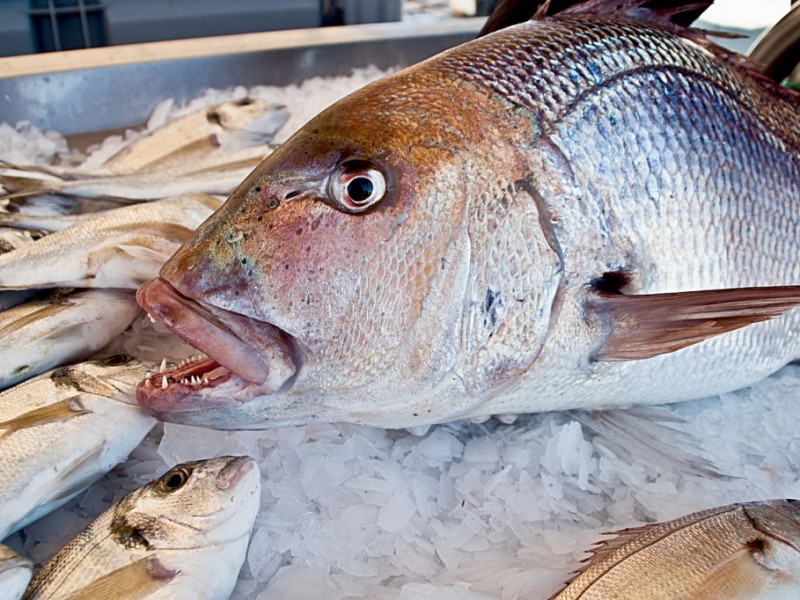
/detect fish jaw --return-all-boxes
[136,277,299,413]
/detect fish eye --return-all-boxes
[329,160,387,213]
[159,466,193,493]
[100,354,133,366]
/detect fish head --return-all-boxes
[211,97,290,148]
[744,499,800,577]
[137,61,560,428]
[118,456,260,549]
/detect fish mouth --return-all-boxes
[135,277,299,414]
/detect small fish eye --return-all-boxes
[206,110,222,125]
[328,160,387,213]
[236,97,254,106]
[101,354,133,366]
[159,467,192,492]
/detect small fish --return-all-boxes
[23,456,261,600]
[0,544,32,600]
[550,499,800,599]
[85,97,289,174]
[0,146,271,202]
[0,355,156,540]
[0,289,140,389]
[135,0,800,430]
[0,194,222,290]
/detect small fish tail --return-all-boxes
[0,174,57,200]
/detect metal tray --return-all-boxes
[0,19,482,137]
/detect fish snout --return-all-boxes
[215,455,257,490]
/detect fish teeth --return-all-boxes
[202,376,209,384]
[161,375,168,390]
[145,379,153,388]
[159,358,167,373]
[148,314,156,324]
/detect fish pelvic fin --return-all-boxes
[588,285,800,361]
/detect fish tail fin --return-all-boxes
[0,173,59,199]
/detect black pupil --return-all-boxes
[346,177,373,204]
[165,472,185,489]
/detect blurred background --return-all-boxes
[0,0,791,57]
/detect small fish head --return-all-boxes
[140,67,531,427]
[120,456,260,549]
[742,499,800,578]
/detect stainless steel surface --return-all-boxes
[0,20,481,136]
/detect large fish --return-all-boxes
[136,0,800,430]
[0,355,155,540]
[550,499,800,599]
[23,456,260,600]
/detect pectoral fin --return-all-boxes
[64,556,177,600]
[589,286,800,361]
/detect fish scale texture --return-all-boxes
[435,16,800,412]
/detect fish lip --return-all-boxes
[216,455,256,490]
[136,277,299,387]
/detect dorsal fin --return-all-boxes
[479,0,712,36]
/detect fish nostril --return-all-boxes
[284,190,301,200]
[225,230,243,244]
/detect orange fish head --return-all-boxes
[135,68,519,429]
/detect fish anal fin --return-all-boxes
[588,286,800,361]
[64,556,177,600]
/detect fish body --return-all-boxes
[23,456,260,600]
[0,289,140,388]
[0,544,32,600]
[0,146,270,202]
[93,97,289,174]
[137,3,800,429]
[0,355,156,540]
[0,194,222,290]
[551,499,800,599]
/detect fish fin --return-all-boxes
[692,541,773,599]
[552,503,746,596]
[114,243,176,264]
[0,173,60,200]
[48,440,108,503]
[571,405,730,478]
[479,0,547,36]
[0,396,92,440]
[480,0,711,37]
[588,286,800,361]
[63,556,177,600]
[462,179,563,394]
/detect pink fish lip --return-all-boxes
[135,277,299,414]
[216,455,256,490]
